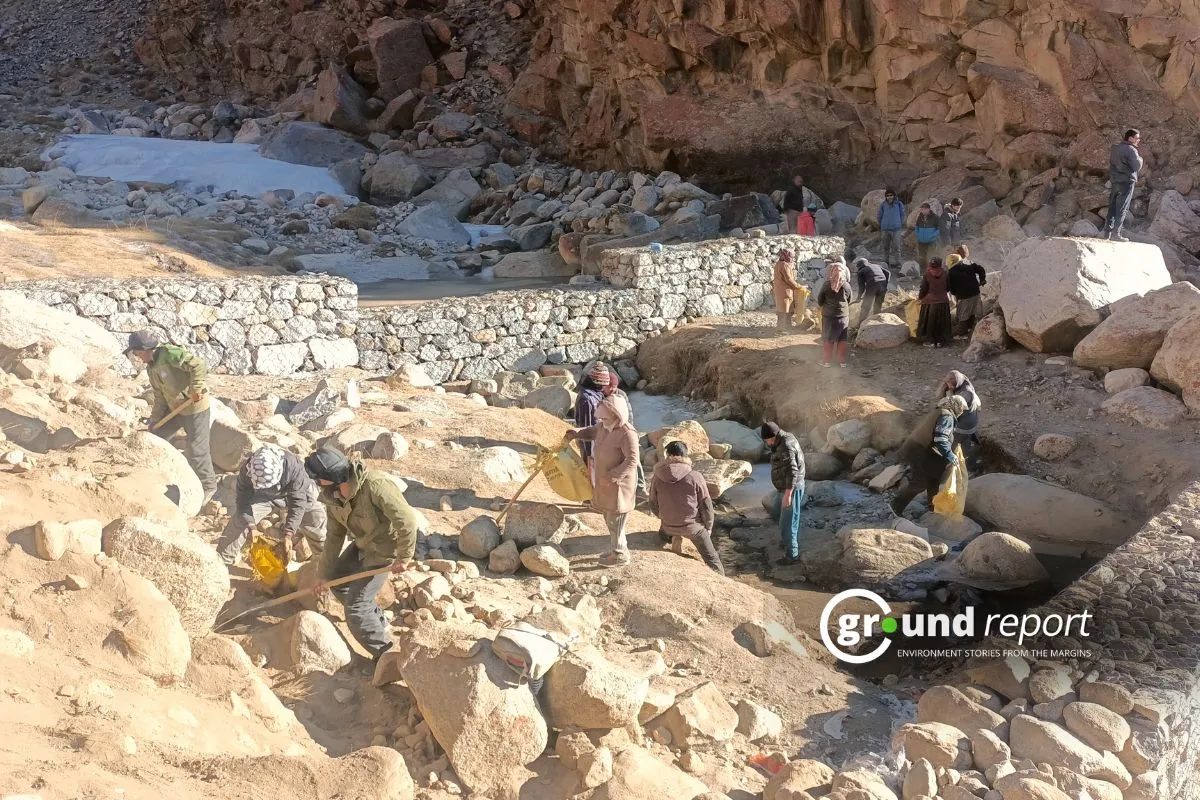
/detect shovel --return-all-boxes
[212,563,396,631]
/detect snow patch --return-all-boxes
[45,135,347,197]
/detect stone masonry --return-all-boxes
[8,234,845,380]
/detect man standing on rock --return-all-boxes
[940,197,964,247]
[649,441,725,575]
[305,447,422,663]
[216,444,327,566]
[761,422,805,566]
[782,175,806,235]
[1100,128,1143,242]
[876,189,905,267]
[125,329,217,506]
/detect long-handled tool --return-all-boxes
[151,395,198,432]
[496,465,545,526]
[212,563,395,631]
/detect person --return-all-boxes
[305,447,423,662]
[782,175,806,235]
[761,422,805,566]
[574,362,609,472]
[1100,128,1142,242]
[566,395,639,567]
[649,441,724,576]
[796,203,818,235]
[946,247,988,337]
[853,256,891,329]
[891,395,968,517]
[817,259,851,367]
[913,202,941,267]
[938,370,983,475]
[602,370,648,499]
[940,198,964,247]
[124,329,217,505]
[877,189,905,267]
[216,444,327,566]
[917,257,953,348]
[772,249,801,331]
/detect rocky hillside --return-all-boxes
[131,0,1200,194]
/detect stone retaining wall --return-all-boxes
[972,479,1200,798]
[8,234,846,380]
[10,276,360,376]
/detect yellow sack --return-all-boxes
[537,440,593,503]
[247,534,288,592]
[791,285,811,325]
[933,445,968,517]
[905,298,921,338]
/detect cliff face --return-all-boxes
[134,0,1200,194]
[503,0,1200,191]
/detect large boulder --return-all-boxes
[1101,385,1189,429]
[35,519,103,561]
[962,310,1008,362]
[209,420,260,473]
[544,645,649,729]
[412,168,482,220]
[590,746,709,800]
[328,423,391,455]
[707,193,780,229]
[1150,312,1200,412]
[493,251,576,278]
[258,121,368,168]
[650,420,710,457]
[395,203,471,244]
[1148,189,1200,252]
[692,459,752,499]
[856,313,910,348]
[837,528,933,586]
[650,681,738,746]
[102,516,231,634]
[521,385,575,417]
[826,419,873,456]
[312,64,369,134]
[105,432,205,518]
[520,544,570,578]
[938,531,1049,591]
[365,153,431,205]
[110,565,192,682]
[265,611,353,675]
[700,420,763,461]
[998,238,1171,352]
[0,291,123,371]
[965,474,1135,557]
[458,516,501,558]
[368,17,434,100]
[763,759,835,800]
[1073,282,1200,369]
[398,621,548,794]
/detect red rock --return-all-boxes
[311,64,369,135]
[368,17,433,100]
[441,51,468,81]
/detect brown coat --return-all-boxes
[649,459,714,538]
[772,257,800,313]
[574,396,639,514]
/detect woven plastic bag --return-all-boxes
[247,534,288,591]
[537,440,593,503]
[933,445,968,517]
[791,285,811,325]
[905,298,922,338]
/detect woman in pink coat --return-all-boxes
[567,394,640,566]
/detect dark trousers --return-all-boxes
[328,543,392,659]
[891,453,952,517]
[658,529,725,576]
[856,286,886,327]
[154,408,217,494]
[1102,181,1135,235]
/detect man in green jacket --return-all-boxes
[125,329,218,505]
[304,447,423,661]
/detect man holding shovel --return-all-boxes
[125,329,217,506]
[304,447,422,662]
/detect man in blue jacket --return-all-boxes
[877,189,905,267]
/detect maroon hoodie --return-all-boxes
[649,459,715,537]
[920,264,950,305]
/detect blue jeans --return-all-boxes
[772,487,804,560]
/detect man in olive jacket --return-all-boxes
[125,329,217,504]
[305,447,423,660]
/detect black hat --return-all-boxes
[125,329,162,353]
[304,447,351,484]
[760,422,781,440]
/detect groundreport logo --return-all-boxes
[819,588,1095,664]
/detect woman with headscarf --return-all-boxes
[216,444,327,566]
[917,256,953,347]
[602,369,648,499]
[890,394,968,517]
[816,258,852,367]
[938,370,983,474]
[566,395,640,567]
[574,362,610,472]
[772,249,801,330]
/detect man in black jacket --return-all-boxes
[216,444,327,565]
[946,246,988,336]
[853,256,891,329]
[1100,128,1142,242]
[762,422,806,565]
[782,175,806,235]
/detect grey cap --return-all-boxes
[304,447,351,484]
[125,329,162,353]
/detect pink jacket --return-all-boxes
[574,396,639,514]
